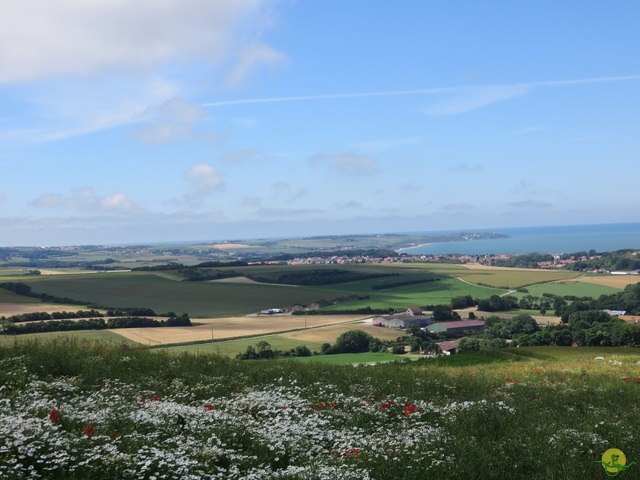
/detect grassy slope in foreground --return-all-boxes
[1,341,639,479]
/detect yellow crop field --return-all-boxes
[0,302,90,317]
[110,314,369,346]
[281,322,403,344]
[575,275,640,289]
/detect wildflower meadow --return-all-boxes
[1,340,640,479]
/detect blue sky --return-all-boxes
[1,1,639,246]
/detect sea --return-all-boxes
[398,222,640,256]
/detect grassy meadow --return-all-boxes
[1,340,639,479]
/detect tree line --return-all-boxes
[0,313,191,335]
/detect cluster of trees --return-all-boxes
[563,250,640,272]
[0,309,103,323]
[454,310,640,350]
[245,270,397,286]
[1,313,191,335]
[2,318,107,335]
[477,295,519,312]
[237,341,312,360]
[0,282,92,307]
[237,330,416,361]
[106,307,157,317]
[493,253,555,269]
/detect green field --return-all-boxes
[316,275,502,311]
[292,351,406,364]
[513,281,621,299]
[0,330,139,346]
[453,269,582,289]
[9,264,612,319]
[158,335,324,356]
[20,272,330,317]
[0,288,42,303]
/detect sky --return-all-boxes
[1,1,639,246]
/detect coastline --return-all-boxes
[396,242,432,253]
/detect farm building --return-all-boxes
[373,314,434,329]
[437,339,460,355]
[427,319,485,334]
[405,306,423,316]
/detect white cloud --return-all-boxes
[31,188,138,213]
[98,193,135,212]
[133,98,215,145]
[0,1,282,141]
[225,44,288,87]
[221,149,270,164]
[310,152,376,175]
[184,164,223,202]
[0,0,278,83]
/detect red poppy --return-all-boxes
[49,409,59,423]
[206,405,214,411]
[153,395,159,401]
[83,424,96,437]
[109,431,119,439]
[623,377,631,382]
[329,401,335,408]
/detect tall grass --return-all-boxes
[1,340,638,478]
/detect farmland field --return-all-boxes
[7,264,620,320]
[111,315,368,346]
[512,281,621,299]
[158,335,325,356]
[575,274,640,289]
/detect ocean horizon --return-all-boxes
[399,222,640,256]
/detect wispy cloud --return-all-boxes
[449,162,483,172]
[225,44,287,87]
[204,75,640,115]
[309,152,376,175]
[221,150,270,164]
[31,188,138,213]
